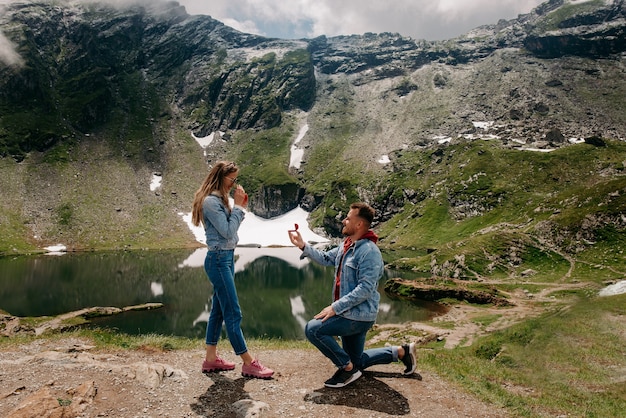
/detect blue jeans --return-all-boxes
[204,250,248,355]
[305,317,398,370]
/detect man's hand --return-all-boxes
[314,305,336,322]
[288,229,305,249]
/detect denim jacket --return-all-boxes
[202,193,245,250]
[302,238,384,322]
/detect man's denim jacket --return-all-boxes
[302,238,384,322]
[202,193,245,250]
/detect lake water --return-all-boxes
[0,247,447,340]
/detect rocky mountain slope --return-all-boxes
[1,4,624,417]
[0,0,625,273]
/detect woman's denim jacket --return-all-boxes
[302,238,384,322]
[203,193,245,250]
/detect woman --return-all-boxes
[191,161,274,379]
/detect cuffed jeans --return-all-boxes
[204,249,248,355]
[305,316,399,370]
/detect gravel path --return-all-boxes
[0,337,511,417]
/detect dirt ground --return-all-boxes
[1,283,584,418]
[0,338,513,418]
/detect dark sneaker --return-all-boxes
[202,356,236,373]
[324,367,362,388]
[401,342,417,375]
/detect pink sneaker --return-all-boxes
[242,359,274,379]
[202,356,236,373]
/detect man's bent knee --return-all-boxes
[305,319,321,341]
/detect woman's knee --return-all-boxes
[225,311,242,327]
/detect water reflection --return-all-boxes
[0,248,447,340]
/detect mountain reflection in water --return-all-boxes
[0,248,448,340]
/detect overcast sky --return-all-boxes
[0,0,549,65]
[178,0,547,41]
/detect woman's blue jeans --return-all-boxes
[305,316,398,370]
[204,249,248,355]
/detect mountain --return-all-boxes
[0,0,625,282]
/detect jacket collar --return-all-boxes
[344,230,379,251]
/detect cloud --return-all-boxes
[0,2,21,66]
[0,30,23,67]
[221,17,261,36]
[0,0,546,45]
[178,0,546,40]
[0,0,180,67]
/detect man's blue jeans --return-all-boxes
[204,249,248,355]
[305,316,399,370]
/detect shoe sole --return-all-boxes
[402,342,417,375]
[242,372,273,379]
[324,369,362,388]
[203,367,235,373]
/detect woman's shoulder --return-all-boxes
[203,194,224,207]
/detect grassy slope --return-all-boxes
[369,140,626,417]
[379,140,626,282]
[0,123,206,254]
[424,293,626,417]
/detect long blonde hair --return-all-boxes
[191,161,239,226]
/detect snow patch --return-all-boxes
[150,173,162,191]
[290,295,308,328]
[179,246,312,273]
[433,135,452,144]
[192,131,224,149]
[151,282,164,297]
[568,138,585,144]
[472,121,494,130]
[290,123,309,169]
[229,43,308,62]
[178,205,328,248]
[459,133,501,141]
[178,205,328,274]
[44,244,67,255]
[599,280,626,297]
[515,147,556,153]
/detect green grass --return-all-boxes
[534,0,606,33]
[386,230,572,281]
[420,294,626,417]
[0,327,313,352]
[472,314,503,328]
[0,210,37,255]
[379,140,626,283]
[226,123,298,190]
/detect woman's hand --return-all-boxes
[233,185,248,208]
